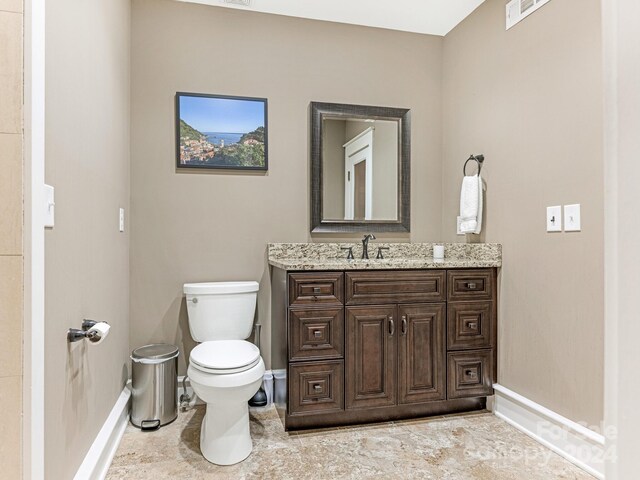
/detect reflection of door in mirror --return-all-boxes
[344,127,373,221]
[354,162,366,220]
[321,117,398,222]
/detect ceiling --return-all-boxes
[176,0,487,36]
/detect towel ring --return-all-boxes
[463,154,485,176]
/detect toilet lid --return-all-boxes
[190,340,260,373]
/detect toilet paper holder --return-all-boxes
[67,319,109,343]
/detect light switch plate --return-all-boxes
[546,205,562,232]
[564,204,581,231]
[44,184,55,228]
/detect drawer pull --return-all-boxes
[466,282,477,290]
[465,370,477,378]
[313,384,322,391]
[388,317,395,336]
[468,322,478,329]
[313,330,322,338]
[313,287,321,294]
[401,315,407,335]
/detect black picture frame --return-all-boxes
[175,92,268,171]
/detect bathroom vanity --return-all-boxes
[269,243,501,430]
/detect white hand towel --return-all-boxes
[474,175,484,234]
[459,174,483,234]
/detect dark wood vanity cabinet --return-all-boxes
[274,268,497,430]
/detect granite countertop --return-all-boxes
[268,243,501,271]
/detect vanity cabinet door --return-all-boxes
[289,272,344,306]
[398,304,446,404]
[345,270,446,305]
[289,307,344,361]
[447,301,494,350]
[289,361,344,416]
[447,350,494,399]
[447,270,495,301]
[345,305,397,409]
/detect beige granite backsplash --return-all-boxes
[267,243,502,271]
[269,242,501,261]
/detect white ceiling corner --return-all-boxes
[175,0,486,36]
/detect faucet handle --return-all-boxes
[341,247,354,260]
[376,247,390,259]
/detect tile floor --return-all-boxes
[106,405,594,479]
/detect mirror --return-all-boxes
[311,102,410,233]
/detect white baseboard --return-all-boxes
[73,387,131,480]
[493,384,605,479]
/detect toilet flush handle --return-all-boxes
[190,297,198,304]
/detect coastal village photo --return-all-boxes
[176,93,268,170]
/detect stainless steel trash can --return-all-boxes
[131,344,179,430]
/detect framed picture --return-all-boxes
[176,92,268,171]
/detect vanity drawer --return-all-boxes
[447,302,494,350]
[289,361,344,416]
[289,307,344,361]
[289,272,344,306]
[447,270,494,301]
[345,270,446,305]
[447,350,494,399]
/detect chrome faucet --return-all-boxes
[361,234,376,259]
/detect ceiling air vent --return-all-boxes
[225,0,251,6]
[506,0,551,30]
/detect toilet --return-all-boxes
[184,281,265,466]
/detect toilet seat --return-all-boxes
[190,340,261,375]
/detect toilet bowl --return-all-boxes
[184,281,264,465]
[188,340,265,465]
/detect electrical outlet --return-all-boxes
[564,204,581,232]
[546,206,562,232]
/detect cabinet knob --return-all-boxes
[466,282,477,290]
[468,322,478,329]
[313,330,322,338]
[388,317,395,336]
[465,370,477,378]
[313,384,322,391]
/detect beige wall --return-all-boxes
[130,0,443,372]
[603,0,640,476]
[442,0,604,426]
[44,0,131,478]
[0,1,24,477]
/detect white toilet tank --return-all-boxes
[184,281,259,342]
